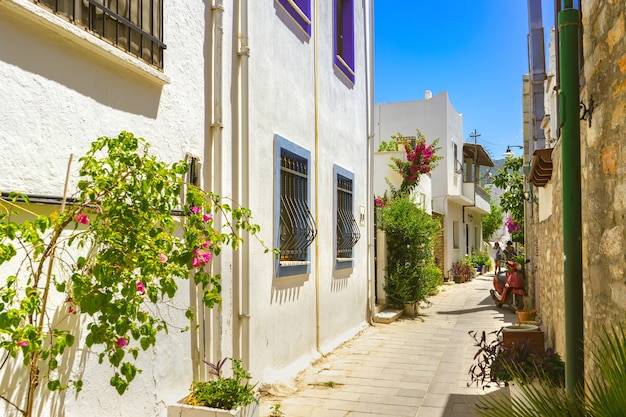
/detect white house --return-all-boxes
[0,1,374,416]
[374,91,493,279]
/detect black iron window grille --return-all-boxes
[35,0,166,69]
[336,174,360,262]
[279,150,317,265]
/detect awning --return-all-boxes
[528,148,554,187]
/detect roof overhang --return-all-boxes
[463,143,495,167]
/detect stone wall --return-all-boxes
[527,142,565,356]
[580,0,626,360]
[529,0,626,378]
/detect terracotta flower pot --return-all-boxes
[517,309,537,323]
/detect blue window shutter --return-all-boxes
[334,0,355,82]
[276,0,312,36]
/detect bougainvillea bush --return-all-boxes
[0,132,266,417]
[376,130,442,204]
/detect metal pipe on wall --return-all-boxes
[558,0,584,394]
[235,0,252,371]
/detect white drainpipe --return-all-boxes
[234,0,251,369]
[365,0,375,322]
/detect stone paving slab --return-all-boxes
[258,274,516,417]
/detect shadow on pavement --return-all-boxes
[435,305,496,316]
[441,387,509,417]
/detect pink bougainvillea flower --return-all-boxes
[375,198,384,208]
[136,281,146,294]
[115,337,129,348]
[192,257,201,268]
[158,253,168,264]
[75,213,89,225]
[202,240,211,249]
[203,213,213,222]
[190,206,201,213]
[68,306,74,314]
[15,340,29,347]
[195,249,212,264]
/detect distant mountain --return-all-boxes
[481,158,506,187]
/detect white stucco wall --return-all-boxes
[374,92,476,276]
[245,1,371,384]
[1,1,374,415]
[0,1,206,416]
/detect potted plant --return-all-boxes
[168,358,259,417]
[475,324,626,417]
[517,297,537,323]
[452,256,475,283]
[469,251,490,274]
[467,329,564,389]
[451,261,464,283]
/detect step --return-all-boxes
[372,308,403,324]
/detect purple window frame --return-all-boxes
[276,0,311,36]
[334,0,355,83]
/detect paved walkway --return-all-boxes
[258,273,516,417]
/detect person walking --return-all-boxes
[504,240,517,262]
[494,242,503,275]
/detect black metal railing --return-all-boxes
[279,151,317,263]
[35,0,166,69]
[336,175,360,259]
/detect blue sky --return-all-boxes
[374,1,555,160]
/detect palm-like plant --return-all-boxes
[476,324,626,416]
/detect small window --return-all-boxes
[35,0,165,69]
[333,0,355,82]
[274,135,317,277]
[276,0,311,36]
[334,165,360,269]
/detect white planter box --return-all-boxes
[167,399,259,417]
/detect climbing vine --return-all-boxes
[0,132,268,416]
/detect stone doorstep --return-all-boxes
[372,308,403,324]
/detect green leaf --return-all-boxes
[47,380,61,391]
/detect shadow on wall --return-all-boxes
[271,275,307,304]
[0,308,84,417]
[0,12,162,118]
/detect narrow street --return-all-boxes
[258,273,516,417]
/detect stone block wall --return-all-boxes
[580,0,626,358]
[528,141,565,356]
[530,0,626,378]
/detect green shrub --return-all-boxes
[469,251,490,267]
[377,194,441,307]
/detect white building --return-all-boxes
[374,91,493,279]
[0,1,374,416]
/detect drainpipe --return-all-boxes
[313,0,322,355]
[197,0,225,381]
[365,0,375,321]
[558,1,584,395]
[234,0,251,369]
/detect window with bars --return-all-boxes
[35,0,165,69]
[274,135,317,277]
[333,0,355,83]
[276,0,311,36]
[334,165,360,269]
